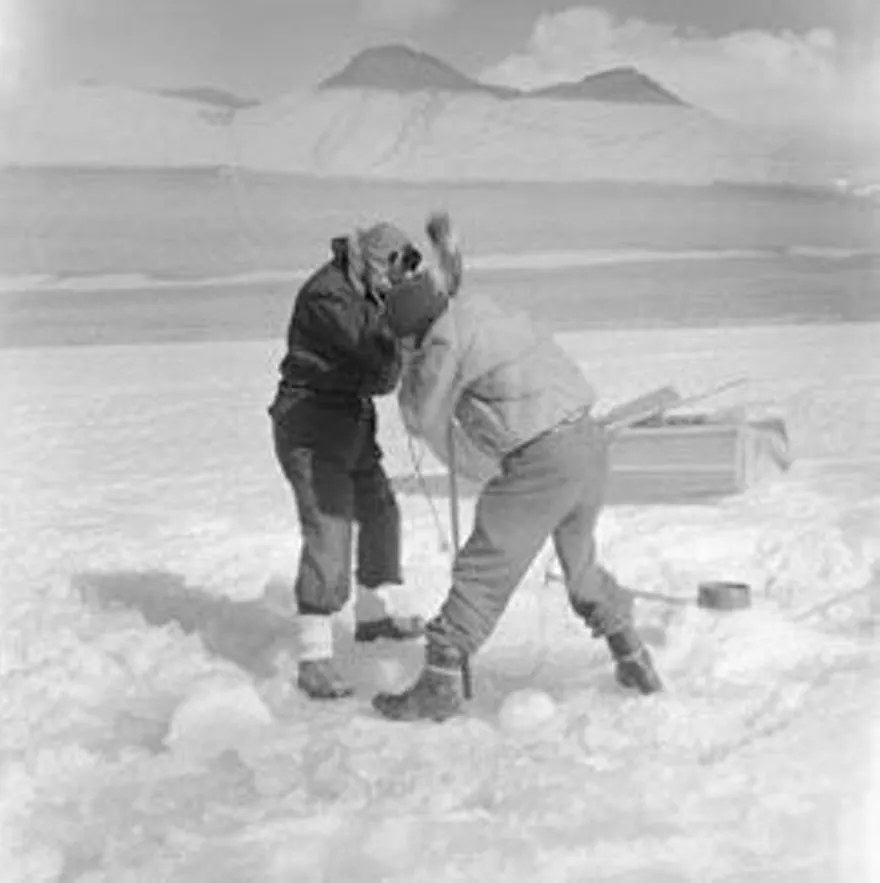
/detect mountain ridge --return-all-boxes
[0,50,831,187]
[319,44,519,99]
[527,66,687,106]
[156,87,260,110]
[318,45,686,106]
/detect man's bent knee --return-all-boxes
[428,583,508,657]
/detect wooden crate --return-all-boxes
[606,414,791,505]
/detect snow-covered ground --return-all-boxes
[1,322,878,882]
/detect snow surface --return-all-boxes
[1,323,878,882]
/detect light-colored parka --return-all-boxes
[397,289,597,483]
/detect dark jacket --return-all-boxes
[269,244,402,458]
[278,255,401,399]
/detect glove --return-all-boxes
[426,211,452,247]
[425,210,462,298]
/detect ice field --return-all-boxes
[1,319,878,882]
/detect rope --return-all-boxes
[403,429,452,554]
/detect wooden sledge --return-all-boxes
[599,382,792,505]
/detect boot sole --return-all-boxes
[354,621,426,643]
[616,672,663,695]
[371,694,462,723]
[297,684,355,700]
[354,631,423,643]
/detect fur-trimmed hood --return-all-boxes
[331,222,414,300]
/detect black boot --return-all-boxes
[607,627,663,695]
[354,615,426,643]
[372,642,465,722]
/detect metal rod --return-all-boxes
[447,423,473,700]
[664,377,749,414]
[601,377,750,437]
[545,568,694,607]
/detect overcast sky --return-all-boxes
[0,0,877,135]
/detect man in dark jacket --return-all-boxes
[269,222,424,700]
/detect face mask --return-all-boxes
[386,244,423,287]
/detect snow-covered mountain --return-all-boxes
[236,87,786,184]
[0,84,232,168]
[237,47,784,184]
[318,44,518,100]
[0,46,834,186]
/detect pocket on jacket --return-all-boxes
[456,396,507,459]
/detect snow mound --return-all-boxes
[498,688,558,736]
[164,674,274,762]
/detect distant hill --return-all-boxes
[0,55,816,187]
[528,67,687,106]
[157,87,260,110]
[318,44,518,98]
[319,46,686,108]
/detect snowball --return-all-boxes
[165,676,274,762]
[498,688,557,736]
[373,658,410,693]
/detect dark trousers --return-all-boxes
[271,401,402,616]
[427,412,634,657]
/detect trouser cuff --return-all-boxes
[298,614,333,661]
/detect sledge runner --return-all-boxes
[372,212,663,722]
[269,222,425,700]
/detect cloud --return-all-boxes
[480,6,877,136]
[359,0,456,31]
